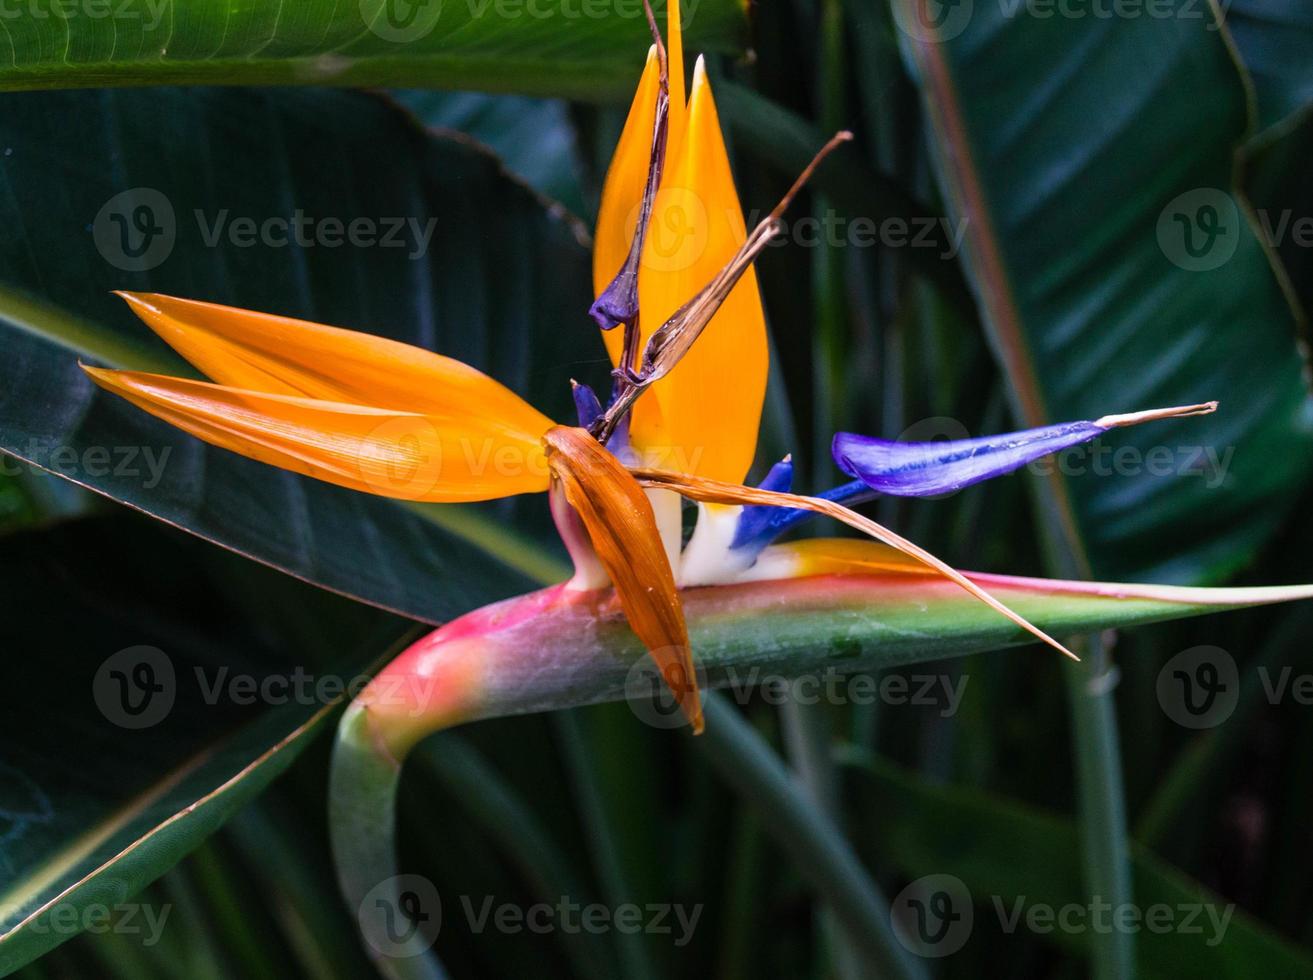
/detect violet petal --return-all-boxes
[572,382,603,428]
[832,420,1108,497]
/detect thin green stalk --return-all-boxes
[712,811,765,980]
[228,802,378,979]
[1037,484,1136,980]
[1063,633,1135,980]
[413,733,614,980]
[186,842,285,980]
[552,712,660,980]
[697,694,927,980]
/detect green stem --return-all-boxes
[329,705,445,980]
[1035,485,1136,980]
[553,713,659,980]
[326,567,1313,977]
[412,734,615,980]
[1063,634,1135,980]
[697,694,927,980]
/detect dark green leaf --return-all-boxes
[1228,0,1313,136]
[897,2,1313,584]
[0,515,404,974]
[0,86,587,625]
[393,91,590,219]
[0,0,746,101]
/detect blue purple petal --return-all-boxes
[572,382,603,428]
[832,420,1109,497]
[731,460,878,556]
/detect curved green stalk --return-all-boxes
[330,705,444,980]
[328,566,1313,977]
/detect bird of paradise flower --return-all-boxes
[81,0,1217,734]
[77,1,1313,973]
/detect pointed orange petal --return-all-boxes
[593,0,688,372]
[593,46,662,361]
[666,0,686,142]
[114,292,553,441]
[82,366,551,502]
[633,57,768,483]
[542,425,702,733]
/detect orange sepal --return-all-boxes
[542,425,703,733]
[114,292,552,440]
[82,366,551,502]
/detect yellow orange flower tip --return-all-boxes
[113,289,163,315]
[691,53,706,87]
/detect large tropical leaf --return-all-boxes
[393,91,589,219]
[0,86,590,625]
[0,514,407,975]
[0,0,746,101]
[894,0,1313,584]
[894,9,1313,978]
[1227,0,1313,136]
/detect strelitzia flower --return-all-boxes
[82,0,1222,739]
[78,7,1313,976]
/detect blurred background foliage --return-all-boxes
[2,0,1313,977]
